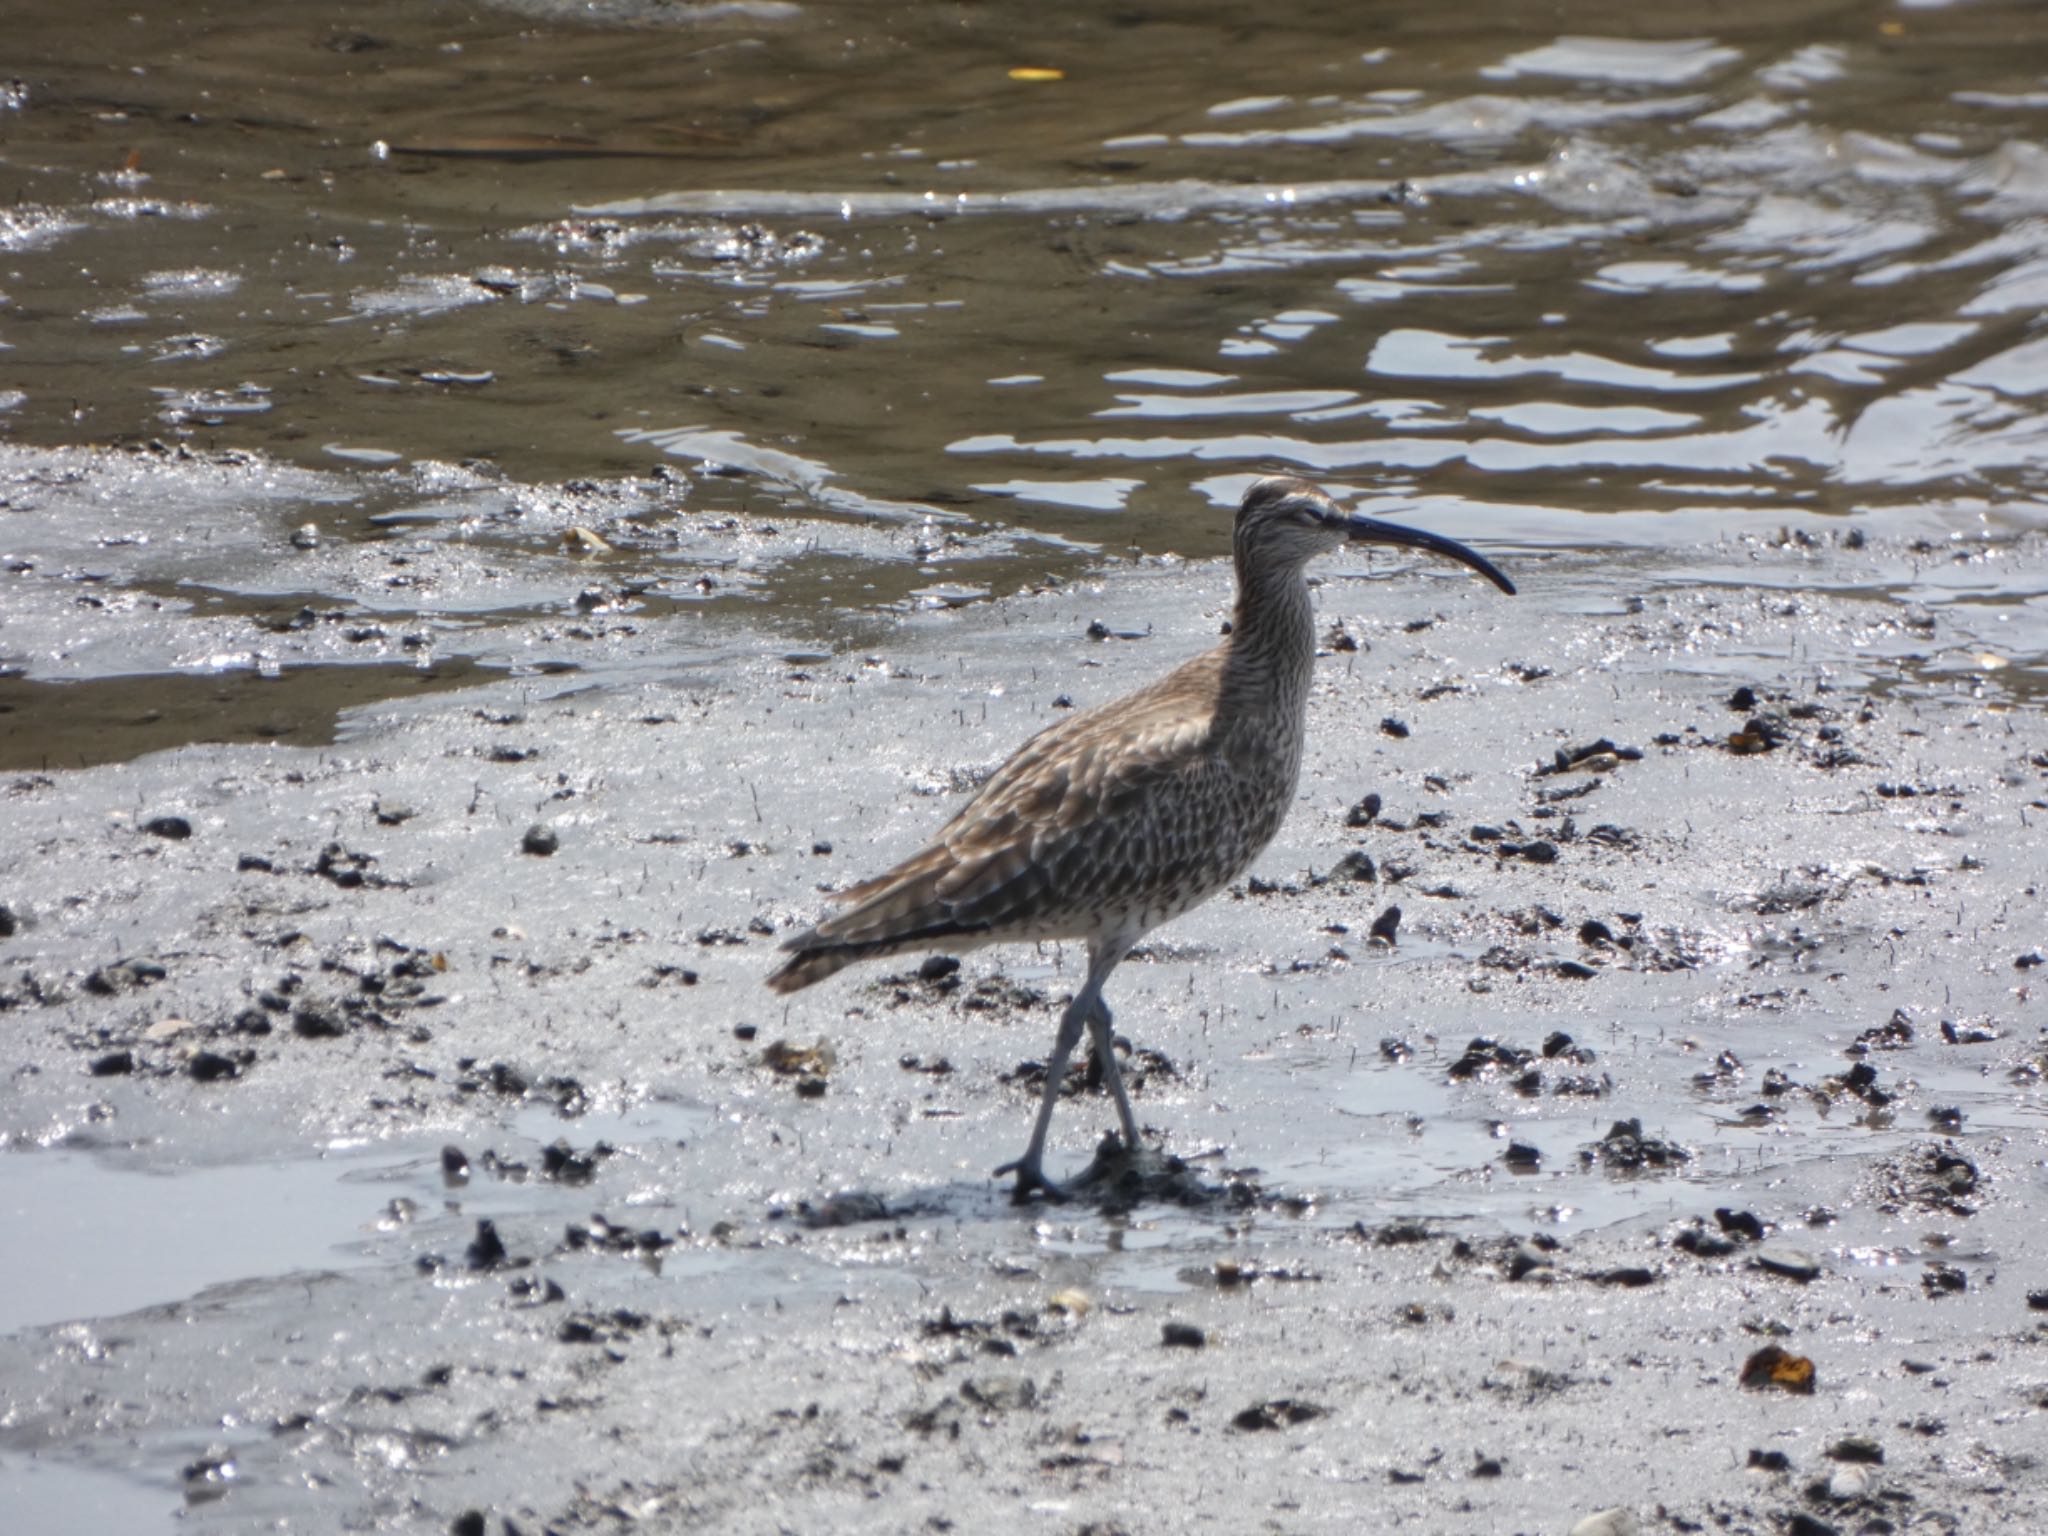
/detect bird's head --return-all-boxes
[1233,475,1514,594]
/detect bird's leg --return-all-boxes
[1086,997,1141,1153]
[993,991,1089,1202]
[995,942,1128,1202]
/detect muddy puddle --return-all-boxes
[5,1,2048,1532]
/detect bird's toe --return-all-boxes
[994,1156,1067,1204]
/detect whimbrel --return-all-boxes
[768,476,1514,1199]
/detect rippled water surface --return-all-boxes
[7,1,2048,620]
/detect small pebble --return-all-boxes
[1753,1246,1822,1283]
[522,824,559,856]
[1161,1322,1206,1349]
[1568,1510,1639,1536]
[290,523,320,550]
[142,814,193,840]
[1825,1464,1872,1501]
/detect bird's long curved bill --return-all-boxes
[1343,514,1516,595]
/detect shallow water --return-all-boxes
[7,1,2048,601]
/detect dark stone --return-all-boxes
[1595,1266,1656,1287]
[1922,1262,1967,1297]
[1329,850,1376,883]
[1232,1399,1326,1431]
[142,814,193,840]
[1674,1226,1736,1259]
[292,1003,346,1039]
[521,824,559,856]
[1715,1208,1766,1241]
[1161,1322,1206,1349]
[89,1050,134,1076]
[466,1219,509,1271]
[187,1050,241,1082]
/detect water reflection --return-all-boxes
[0,0,2042,651]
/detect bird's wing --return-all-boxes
[813,651,1225,943]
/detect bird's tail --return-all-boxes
[765,935,896,994]
[766,851,996,994]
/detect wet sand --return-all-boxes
[3,486,2047,1531]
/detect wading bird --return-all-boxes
[768,476,1514,1199]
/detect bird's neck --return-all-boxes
[1223,557,1318,710]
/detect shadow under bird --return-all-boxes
[767,475,1515,1199]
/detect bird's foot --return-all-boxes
[1068,1130,1142,1189]
[993,1155,1068,1204]
[1071,1132,1210,1210]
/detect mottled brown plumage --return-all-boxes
[768,476,1514,1198]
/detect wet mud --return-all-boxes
[5,0,2048,1532]
[4,522,2047,1533]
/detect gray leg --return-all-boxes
[994,995,1088,1200]
[994,939,1127,1201]
[1086,998,1141,1151]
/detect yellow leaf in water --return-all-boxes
[1008,67,1065,82]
